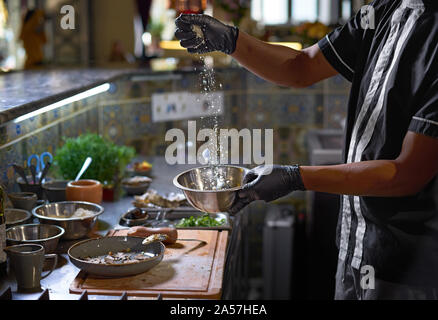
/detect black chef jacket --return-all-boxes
[318,0,438,287]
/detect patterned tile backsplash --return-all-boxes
[0,68,350,191]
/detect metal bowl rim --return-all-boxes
[32,201,104,221]
[173,165,249,193]
[67,236,165,267]
[5,208,32,225]
[6,223,65,242]
[7,192,38,200]
[121,182,151,188]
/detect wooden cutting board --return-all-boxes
[69,229,228,299]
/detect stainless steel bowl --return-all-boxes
[5,209,32,227]
[32,201,104,240]
[173,165,249,213]
[6,224,65,254]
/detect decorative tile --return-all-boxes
[324,74,351,93]
[324,95,349,129]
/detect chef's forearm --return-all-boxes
[231,31,329,88]
[300,160,425,197]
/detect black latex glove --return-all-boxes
[175,14,239,55]
[229,165,306,214]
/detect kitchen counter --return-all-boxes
[0,157,239,300]
[0,66,239,124]
[0,68,138,124]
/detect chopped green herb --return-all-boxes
[176,214,226,228]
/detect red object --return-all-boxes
[176,0,206,14]
[102,187,114,202]
[180,10,202,14]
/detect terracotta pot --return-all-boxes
[66,180,103,204]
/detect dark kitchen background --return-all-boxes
[0,0,376,300]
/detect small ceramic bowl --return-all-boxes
[66,180,103,204]
[43,180,69,203]
[8,192,38,211]
[121,177,151,196]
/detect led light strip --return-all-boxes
[13,83,111,124]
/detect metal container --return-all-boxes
[32,201,104,240]
[17,176,44,199]
[125,210,232,230]
[5,209,32,227]
[6,224,65,254]
[42,180,69,203]
[68,236,164,277]
[173,165,249,214]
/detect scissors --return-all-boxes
[27,152,53,175]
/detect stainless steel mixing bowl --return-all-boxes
[173,165,249,213]
[6,224,65,254]
[32,201,104,240]
[5,208,32,227]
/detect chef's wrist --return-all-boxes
[226,26,239,55]
[284,165,306,192]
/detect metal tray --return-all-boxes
[119,209,232,231]
[132,206,197,212]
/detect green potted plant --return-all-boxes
[54,133,136,201]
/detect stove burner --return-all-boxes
[0,287,162,300]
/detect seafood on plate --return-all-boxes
[133,189,187,209]
[83,249,158,265]
[123,176,152,186]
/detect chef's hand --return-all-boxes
[175,14,239,55]
[229,165,306,214]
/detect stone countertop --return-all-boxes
[0,68,140,124]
